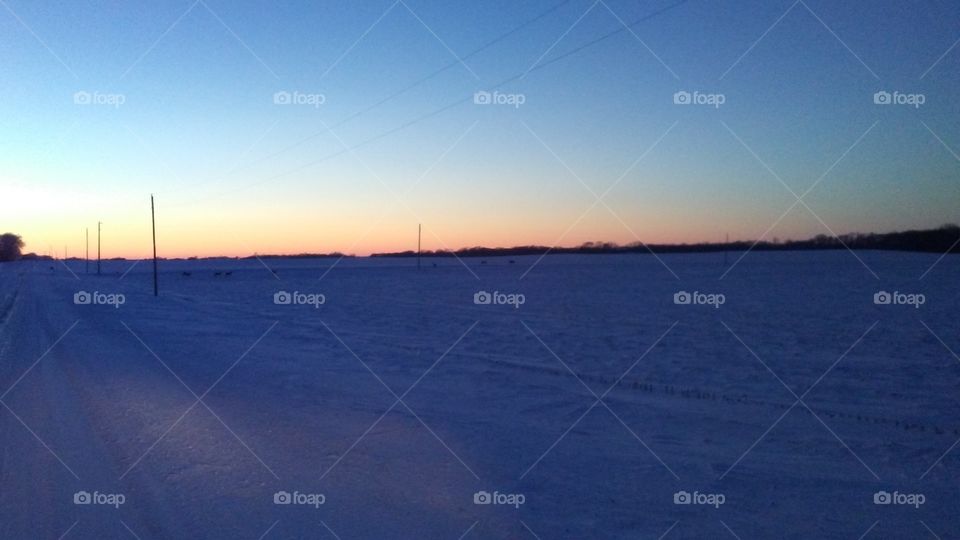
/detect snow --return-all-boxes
[0,251,957,538]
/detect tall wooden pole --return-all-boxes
[97,221,101,275]
[85,228,89,274]
[151,195,158,296]
[723,233,729,265]
[417,224,421,270]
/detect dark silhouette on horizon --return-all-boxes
[5,225,958,263]
[0,233,24,262]
[372,224,960,258]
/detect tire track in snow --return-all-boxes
[480,355,960,438]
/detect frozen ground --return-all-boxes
[0,251,957,539]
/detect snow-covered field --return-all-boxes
[0,251,957,539]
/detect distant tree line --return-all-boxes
[372,224,960,258]
[241,252,351,259]
[5,225,958,262]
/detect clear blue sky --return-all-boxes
[2,0,958,257]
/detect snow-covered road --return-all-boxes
[0,252,956,538]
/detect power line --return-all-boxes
[172,0,690,207]
[236,0,578,172]
[162,0,577,207]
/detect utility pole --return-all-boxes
[85,228,89,273]
[723,233,729,266]
[97,221,101,275]
[151,195,158,296]
[417,224,421,270]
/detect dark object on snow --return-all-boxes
[182,271,192,277]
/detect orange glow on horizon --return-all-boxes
[10,181,841,259]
